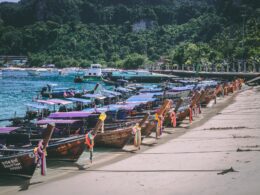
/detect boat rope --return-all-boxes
[47,167,238,175]
[84,168,238,173]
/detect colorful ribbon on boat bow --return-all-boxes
[34,140,47,176]
[170,111,177,128]
[132,124,141,149]
[197,104,201,114]
[99,112,107,121]
[99,113,106,133]
[85,132,95,163]
[155,113,164,138]
[189,107,193,124]
[85,132,95,149]
[224,86,228,96]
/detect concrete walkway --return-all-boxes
[7,86,260,195]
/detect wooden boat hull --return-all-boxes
[141,121,156,137]
[95,127,133,148]
[46,135,86,161]
[177,109,190,122]
[102,78,117,85]
[74,76,102,83]
[0,149,37,178]
[201,95,215,106]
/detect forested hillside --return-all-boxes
[0,0,259,70]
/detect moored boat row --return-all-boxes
[0,78,244,182]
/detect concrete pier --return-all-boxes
[153,70,260,81]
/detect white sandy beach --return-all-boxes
[2,86,260,195]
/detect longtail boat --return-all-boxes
[0,124,54,178]
[45,135,86,161]
[200,88,216,106]
[0,149,37,178]
[40,85,77,98]
[0,124,85,162]
[175,91,202,123]
[80,112,148,150]
[94,127,133,148]
[129,99,173,138]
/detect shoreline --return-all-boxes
[0,85,245,194]
[14,85,259,195]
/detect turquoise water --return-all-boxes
[0,75,98,127]
[0,74,161,127]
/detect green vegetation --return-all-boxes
[0,0,259,70]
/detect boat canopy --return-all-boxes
[51,87,75,91]
[0,127,20,134]
[36,99,56,105]
[36,99,72,105]
[105,94,115,98]
[47,99,72,105]
[36,119,80,125]
[25,103,48,109]
[114,87,132,93]
[195,81,218,89]
[83,107,109,113]
[126,95,157,103]
[107,104,136,111]
[49,111,92,119]
[82,103,135,113]
[101,89,121,96]
[66,98,92,104]
[137,93,163,97]
[82,94,107,99]
[139,87,163,93]
[169,85,194,92]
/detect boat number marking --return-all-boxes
[1,158,22,170]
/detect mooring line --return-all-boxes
[84,169,232,173]
[130,150,238,154]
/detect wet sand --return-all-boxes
[2,85,260,195]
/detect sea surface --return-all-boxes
[0,75,98,127]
